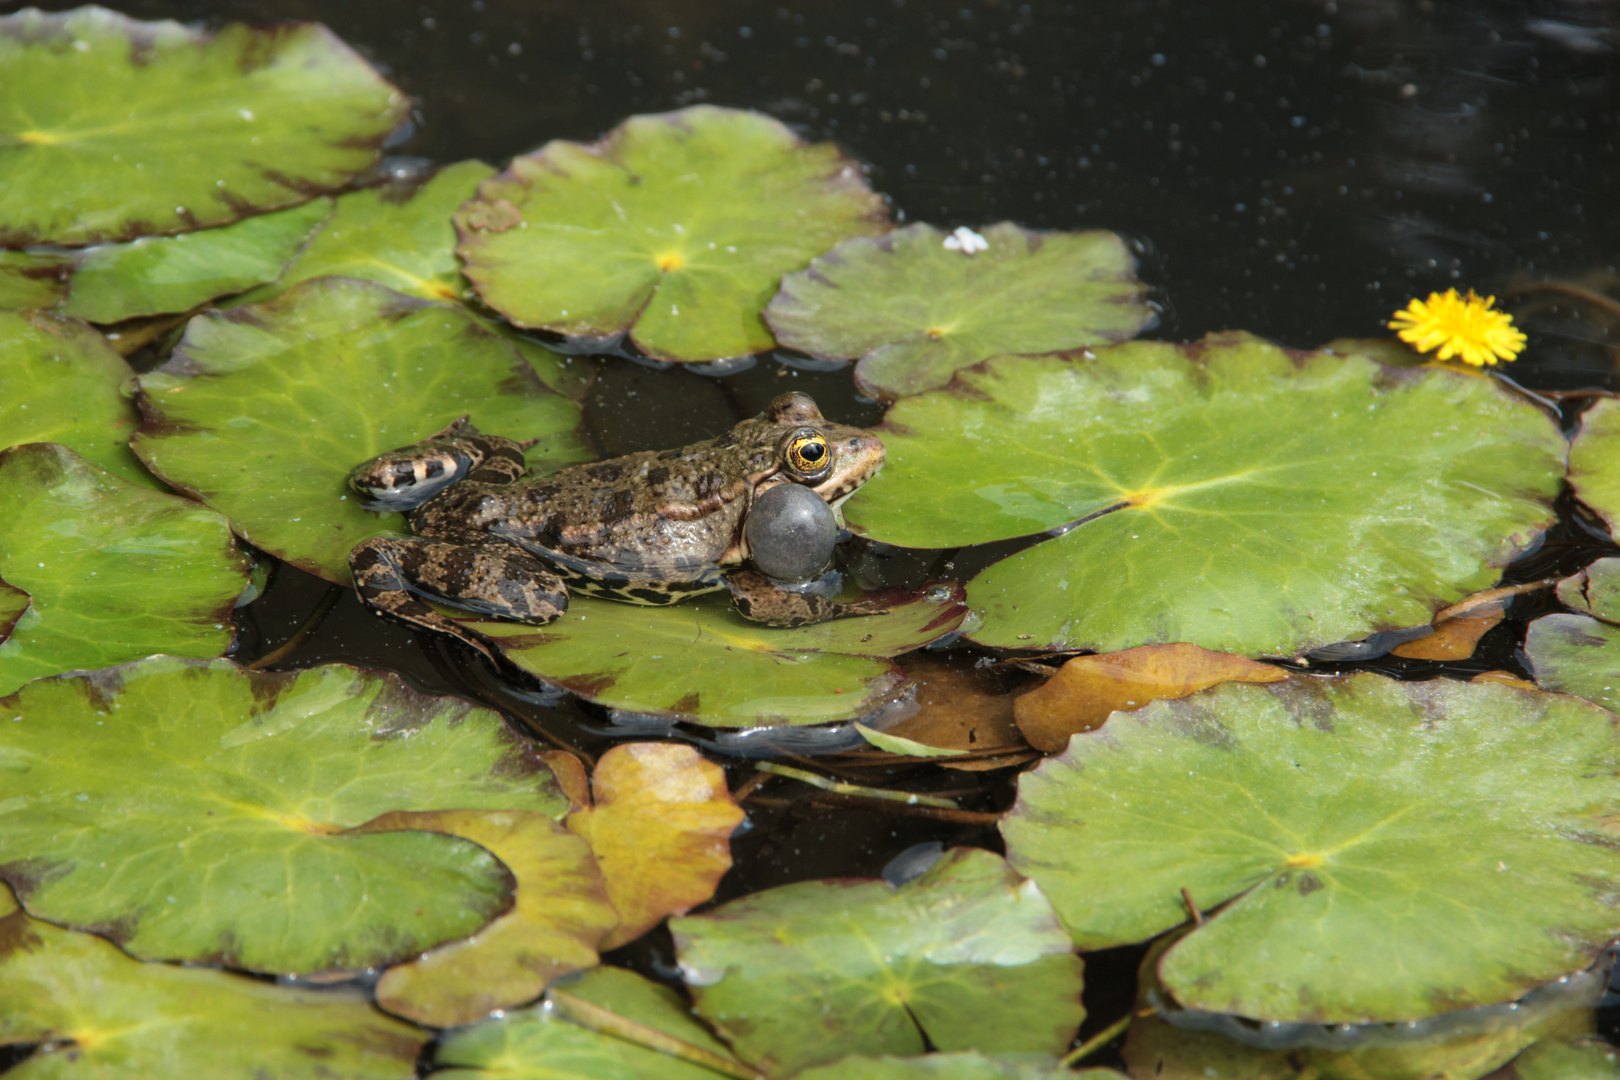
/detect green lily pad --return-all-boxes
[57,198,333,323]
[0,250,70,309]
[1524,615,1619,713]
[765,223,1152,399]
[0,443,247,696]
[0,893,424,1079]
[1569,397,1620,533]
[470,583,967,727]
[845,333,1565,656]
[0,7,407,245]
[132,276,589,585]
[670,846,1084,1075]
[234,159,587,399]
[1556,558,1620,623]
[794,1054,1083,1080]
[434,965,747,1080]
[1506,1039,1620,1080]
[0,309,153,486]
[455,105,889,362]
[1001,674,1620,1023]
[0,577,27,641]
[0,656,565,973]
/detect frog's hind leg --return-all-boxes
[349,536,568,661]
[347,417,535,511]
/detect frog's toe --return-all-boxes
[725,568,885,627]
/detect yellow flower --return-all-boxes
[1387,288,1527,366]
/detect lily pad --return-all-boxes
[0,892,424,1080]
[1569,397,1620,533]
[0,657,565,973]
[0,309,153,485]
[1001,674,1620,1023]
[233,159,588,399]
[565,742,745,949]
[1506,1039,1620,1080]
[434,965,748,1080]
[1557,557,1620,621]
[362,809,618,1028]
[57,198,333,323]
[0,443,247,696]
[845,333,1565,656]
[1524,616,1619,713]
[132,276,589,584]
[470,583,967,727]
[670,846,1084,1075]
[0,250,70,308]
[794,1054,1083,1080]
[0,7,408,245]
[766,223,1152,398]
[455,105,889,362]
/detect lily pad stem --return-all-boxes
[245,585,341,670]
[1058,1011,1132,1069]
[755,762,958,809]
[546,987,761,1079]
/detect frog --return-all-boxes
[346,391,887,661]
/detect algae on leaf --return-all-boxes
[456,105,889,362]
[0,658,565,973]
[0,443,246,696]
[0,6,407,245]
[846,332,1564,657]
[766,222,1152,398]
[1002,674,1620,1024]
[132,276,589,584]
[671,847,1083,1075]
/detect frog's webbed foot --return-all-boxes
[725,568,888,628]
[348,417,534,512]
[350,535,568,661]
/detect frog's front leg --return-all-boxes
[349,533,568,661]
[724,568,887,628]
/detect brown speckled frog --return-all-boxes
[347,392,886,660]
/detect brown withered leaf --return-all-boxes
[1013,643,1288,753]
[1472,670,1539,691]
[539,749,592,810]
[1391,614,1502,660]
[881,654,1031,771]
[567,743,745,951]
[359,809,618,1027]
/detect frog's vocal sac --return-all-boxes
[346,392,887,660]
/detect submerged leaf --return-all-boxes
[766,222,1151,398]
[0,889,424,1080]
[473,583,966,727]
[846,333,1564,656]
[0,443,246,696]
[132,276,588,584]
[456,105,888,362]
[365,809,618,1028]
[1002,674,1620,1023]
[566,743,744,949]
[0,7,407,245]
[671,847,1084,1075]
[0,657,564,973]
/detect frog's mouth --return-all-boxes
[810,433,885,507]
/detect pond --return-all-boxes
[2,1,1619,1078]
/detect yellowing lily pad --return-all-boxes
[766,223,1152,399]
[846,333,1565,656]
[0,443,247,696]
[363,809,618,1028]
[1569,397,1620,533]
[0,7,407,245]
[470,583,967,727]
[565,742,745,949]
[455,105,889,362]
[57,198,333,323]
[0,657,565,973]
[670,846,1084,1075]
[0,892,424,1080]
[1001,674,1620,1023]
[233,159,587,399]
[435,966,750,1080]
[0,309,153,485]
[132,276,589,584]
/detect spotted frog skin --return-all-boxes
[347,392,886,660]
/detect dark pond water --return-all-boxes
[9,0,1620,1070]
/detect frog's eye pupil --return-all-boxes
[799,441,825,462]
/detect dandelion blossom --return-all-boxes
[1388,288,1526,366]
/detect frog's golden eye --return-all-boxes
[781,429,832,479]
